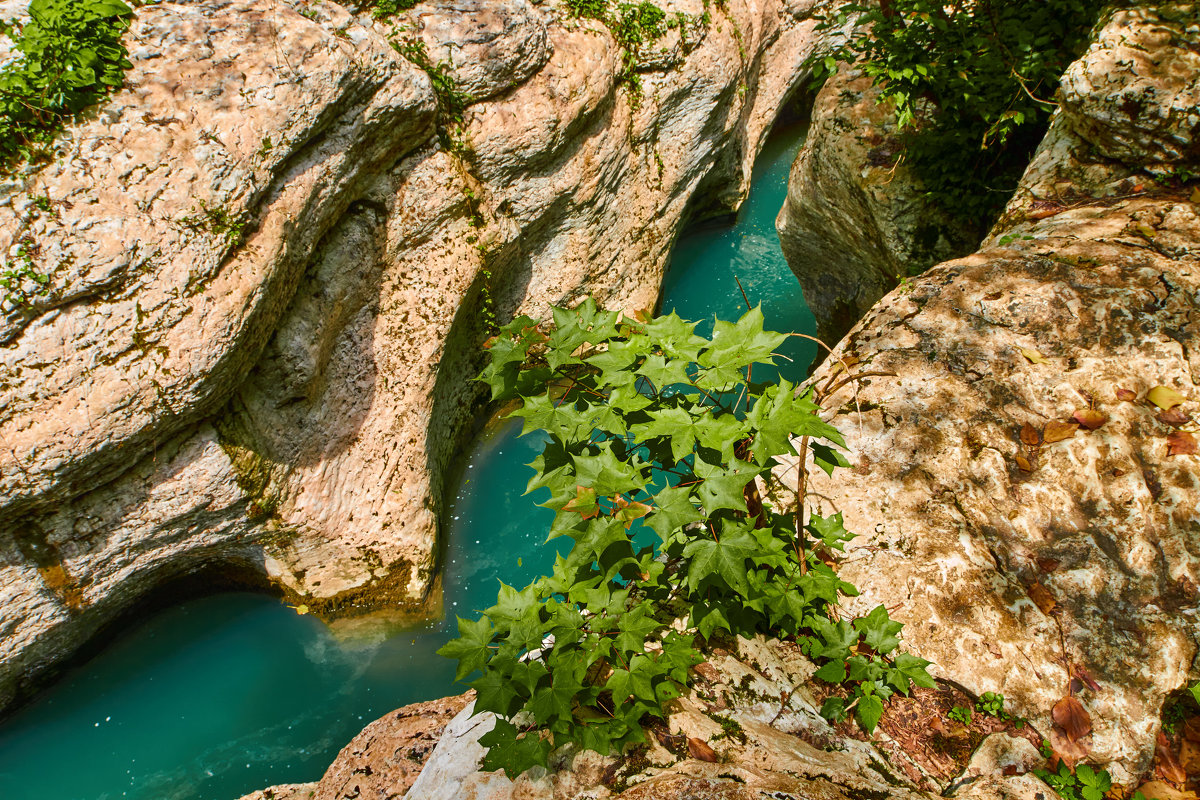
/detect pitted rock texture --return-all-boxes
[246,636,1046,800]
[789,3,1200,783]
[774,65,976,346]
[0,0,825,709]
[1059,2,1200,170]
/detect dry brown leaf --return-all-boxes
[1168,432,1198,457]
[687,737,718,763]
[1158,408,1193,427]
[1148,386,1186,410]
[1049,727,1090,770]
[1071,664,1101,693]
[1016,455,1034,472]
[1029,582,1057,615]
[1038,557,1061,573]
[1020,423,1042,447]
[1116,388,1138,402]
[1157,732,1188,784]
[1138,781,1199,800]
[1183,718,1200,744]
[1073,409,1108,430]
[1180,739,1200,776]
[1044,420,1079,443]
[1021,348,1050,365]
[1052,695,1092,742]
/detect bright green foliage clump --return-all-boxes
[438,301,934,776]
[564,0,668,96]
[0,0,134,171]
[1036,763,1125,800]
[811,0,1104,227]
[389,35,474,154]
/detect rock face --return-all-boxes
[789,1,1200,782]
[0,0,826,709]
[246,636,1048,800]
[774,65,976,346]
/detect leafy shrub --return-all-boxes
[810,0,1105,229]
[439,301,933,776]
[563,0,669,97]
[0,0,134,171]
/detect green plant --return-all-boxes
[808,0,1105,229]
[948,705,972,724]
[0,242,49,306]
[977,691,1004,717]
[439,301,934,777]
[178,201,250,246]
[389,34,474,154]
[1035,763,1140,800]
[0,0,134,171]
[563,0,669,100]
[360,0,419,19]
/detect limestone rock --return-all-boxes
[787,3,1200,782]
[408,0,552,102]
[775,65,976,346]
[1058,2,1200,170]
[0,0,828,709]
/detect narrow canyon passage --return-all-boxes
[0,121,814,800]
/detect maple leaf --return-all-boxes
[1052,695,1092,742]
[1168,431,1197,456]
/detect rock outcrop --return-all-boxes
[0,0,826,709]
[774,65,976,346]
[788,1,1200,782]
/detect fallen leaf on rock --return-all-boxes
[1021,348,1050,365]
[1020,423,1042,447]
[1191,187,1200,204]
[1168,432,1198,456]
[1052,695,1092,742]
[1116,388,1138,402]
[1183,718,1200,743]
[1180,739,1200,776]
[1029,582,1057,615]
[1049,727,1089,770]
[1159,408,1193,427]
[1148,386,1186,410]
[1016,455,1034,472]
[687,737,718,762]
[1044,420,1079,443]
[1073,409,1108,430]
[1136,223,1158,238]
[1038,558,1061,573]
[1157,732,1187,784]
[1138,781,1199,800]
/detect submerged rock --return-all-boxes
[0,0,826,709]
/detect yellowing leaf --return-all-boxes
[1136,223,1157,238]
[1029,582,1057,615]
[1190,187,1200,204]
[1148,385,1186,410]
[1020,348,1049,365]
[1015,455,1034,472]
[1044,420,1079,443]
[294,604,309,615]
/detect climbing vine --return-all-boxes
[564,0,669,100]
[808,0,1105,228]
[0,0,134,172]
[439,301,933,776]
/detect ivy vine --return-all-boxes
[439,301,934,777]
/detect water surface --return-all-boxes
[0,122,812,800]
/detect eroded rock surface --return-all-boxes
[0,0,825,709]
[788,2,1200,782]
[774,65,976,345]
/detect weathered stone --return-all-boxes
[1059,2,1200,170]
[784,4,1200,783]
[775,65,976,346]
[0,0,828,709]
[408,0,552,102]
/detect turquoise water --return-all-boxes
[0,122,813,800]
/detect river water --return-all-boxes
[0,121,813,800]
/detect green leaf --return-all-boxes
[436,615,496,681]
[855,692,884,732]
[813,659,847,683]
[806,512,855,551]
[693,455,758,515]
[572,442,647,497]
[887,652,936,694]
[479,718,552,777]
[682,526,757,597]
[853,605,903,655]
[645,485,703,542]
